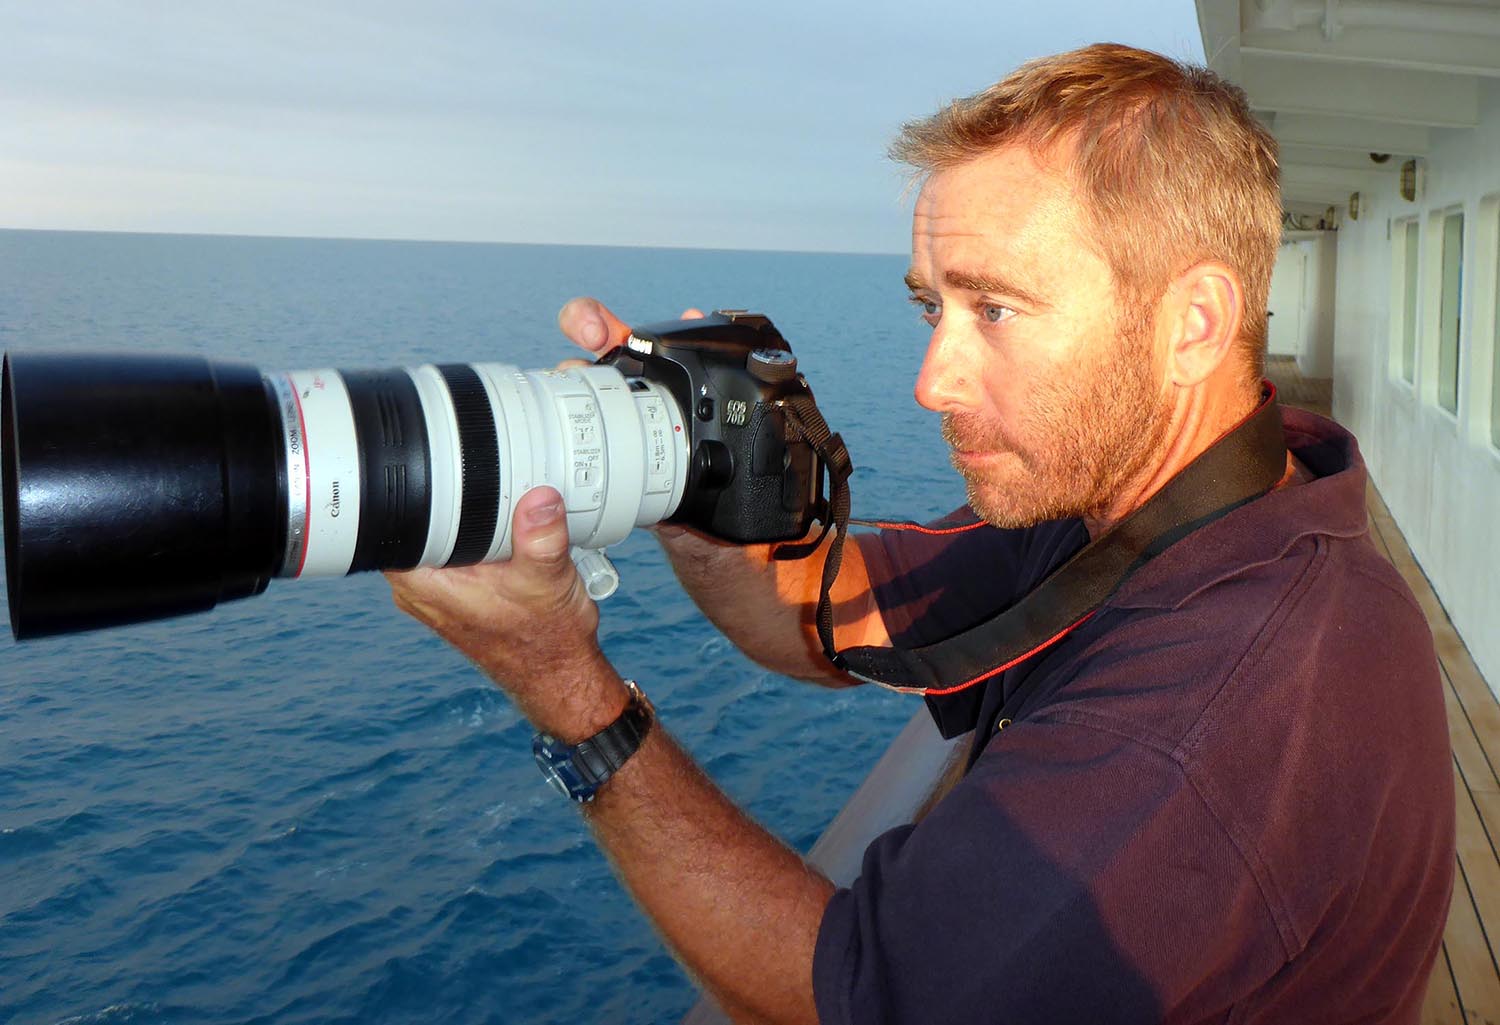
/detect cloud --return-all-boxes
[0,0,1204,252]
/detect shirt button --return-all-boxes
[996,717,1012,732]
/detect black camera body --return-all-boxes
[603,311,826,544]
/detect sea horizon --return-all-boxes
[0,225,909,260]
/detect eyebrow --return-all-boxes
[904,268,1049,309]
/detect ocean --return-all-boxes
[0,229,964,1025]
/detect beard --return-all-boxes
[942,309,1173,529]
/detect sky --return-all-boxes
[1,1,1205,254]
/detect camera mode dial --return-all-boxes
[747,348,797,384]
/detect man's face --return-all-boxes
[907,142,1172,528]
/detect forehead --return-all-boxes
[912,144,1105,290]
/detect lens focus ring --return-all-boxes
[437,364,500,566]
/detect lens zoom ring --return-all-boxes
[437,364,500,567]
[343,369,431,573]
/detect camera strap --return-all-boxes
[771,395,856,657]
[778,385,1289,696]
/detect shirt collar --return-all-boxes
[1104,407,1369,612]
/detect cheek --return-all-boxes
[975,362,1016,424]
[974,326,1053,424]
[980,317,1112,445]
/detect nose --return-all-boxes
[914,324,977,413]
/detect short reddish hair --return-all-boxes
[891,43,1281,381]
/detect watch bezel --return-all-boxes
[534,733,595,801]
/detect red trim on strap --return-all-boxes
[861,519,988,536]
[917,610,1097,698]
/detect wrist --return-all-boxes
[534,678,655,803]
[510,654,630,744]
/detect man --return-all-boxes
[388,44,1454,1024]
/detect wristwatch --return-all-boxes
[532,679,654,803]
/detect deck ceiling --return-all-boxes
[1196,0,1499,215]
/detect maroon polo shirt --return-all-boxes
[813,408,1454,1024]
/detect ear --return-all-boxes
[1160,261,1244,388]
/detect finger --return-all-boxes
[384,566,420,598]
[555,358,591,371]
[508,486,575,597]
[384,566,438,591]
[558,297,631,355]
[384,575,418,617]
[681,307,706,320]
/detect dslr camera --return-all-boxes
[1,310,844,639]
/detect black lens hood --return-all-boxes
[2,352,283,639]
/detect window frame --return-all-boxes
[1420,205,1465,423]
[1474,194,1500,456]
[1390,216,1422,390]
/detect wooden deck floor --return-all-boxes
[1370,479,1500,1025]
[1265,357,1497,1023]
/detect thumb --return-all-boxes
[510,486,573,590]
[558,297,631,355]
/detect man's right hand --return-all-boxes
[554,297,889,686]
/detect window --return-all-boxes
[1493,204,1500,449]
[1438,210,1464,414]
[1399,220,1419,384]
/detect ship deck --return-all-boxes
[1266,357,1497,1024]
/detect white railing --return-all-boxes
[682,708,963,1024]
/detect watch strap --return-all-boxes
[534,680,654,802]
[568,689,653,787]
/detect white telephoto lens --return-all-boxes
[275,360,690,579]
[273,370,363,578]
[463,363,689,563]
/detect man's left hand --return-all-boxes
[385,485,629,741]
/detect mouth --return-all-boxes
[950,448,998,470]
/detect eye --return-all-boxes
[980,303,1015,325]
[908,294,941,325]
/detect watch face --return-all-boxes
[541,764,571,799]
[534,735,589,801]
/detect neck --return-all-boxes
[1082,378,1264,539]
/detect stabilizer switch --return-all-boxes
[747,348,798,384]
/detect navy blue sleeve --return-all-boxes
[811,719,1281,1024]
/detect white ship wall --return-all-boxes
[1332,77,1500,692]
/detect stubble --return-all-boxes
[943,309,1173,529]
